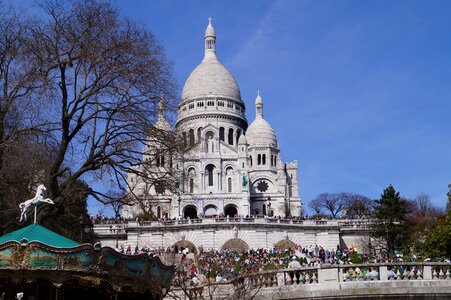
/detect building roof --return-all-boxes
[0,224,80,248]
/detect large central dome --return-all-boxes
[181,57,241,101]
[180,18,242,103]
[176,18,247,130]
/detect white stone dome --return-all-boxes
[247,117,277,147]
[246,92,277,147]
[181,56,242,102]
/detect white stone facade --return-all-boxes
[123,19,301,220]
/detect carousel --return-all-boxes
[0,185,175,300]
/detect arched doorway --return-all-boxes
[222,238,249,253]
[224,205,238,217]
[173,240,197,254]
[183,205,198,219]
[275,239,296,252]
[204,205,218,217]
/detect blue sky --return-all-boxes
[16,0,451,213]
[112,0,451,211]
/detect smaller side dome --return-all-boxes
[246,92,277,147]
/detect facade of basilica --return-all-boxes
[123,19,301,220]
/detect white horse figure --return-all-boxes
[19,184,54,222]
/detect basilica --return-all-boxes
[123,19,301,220]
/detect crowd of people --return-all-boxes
[89,212,366,226]
[173,244,361,285]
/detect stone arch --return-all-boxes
[204,204,218,217]
[183,205,198,219]
[275,239,296,252]
[222,238,249,252]
[250,176,277,193]
[224,204,238,217]
[173,240,197,254]
[224,165,234,174]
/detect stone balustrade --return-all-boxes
[94,217,375,230]
[167,262,451,299]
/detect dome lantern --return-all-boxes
[204,17,216,60]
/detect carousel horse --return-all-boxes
[19,184,54,222]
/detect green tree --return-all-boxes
[371,185,409,255]
[422,211,451,259]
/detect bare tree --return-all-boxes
[0,2,51,232]
[27,0,177,205]
[308,197,323,216]
[343,193,373,219]
[414,193,433,217]
[310,193,346,219]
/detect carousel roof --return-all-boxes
[0,224,79,248]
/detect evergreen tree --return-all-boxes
[371,185,408,255]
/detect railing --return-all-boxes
[167,262,451,299]
[93,218,379,234]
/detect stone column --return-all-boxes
[423,266,432,280]
[379,266,388,281]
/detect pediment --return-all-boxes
[219,141,237,155]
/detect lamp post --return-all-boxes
[178,196,182,218]
[79,216,93,243]
[267,196,272,217]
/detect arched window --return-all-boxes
[236,129,241,144]
[197,127,202,142]
[262,204,266,216]
[262,154,266,165]
[189,129,195,146]
[274,155,277,166]
[249,155,253,166]
[228,177,232,193]
[160,156,165,167]
[219,127,225,142]
[257,154,261,165]
[271,155,274,166]
[206,164,215,186]
[182,132,187,148]
[189,178,194,193]
[228,128,234,145]
[156,156,160,167]
[157,206,161,219]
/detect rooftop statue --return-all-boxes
[19,184,54,222]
